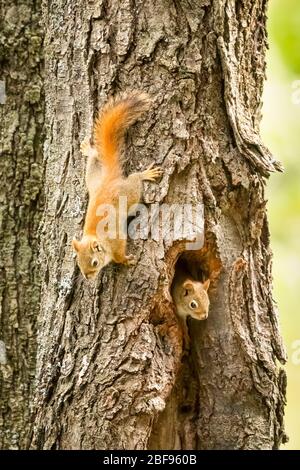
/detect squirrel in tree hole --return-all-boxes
[72,91,162,280]
[171,265,210,347]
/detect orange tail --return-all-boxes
[93,91,151,179]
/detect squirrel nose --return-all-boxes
[198,312,208,320]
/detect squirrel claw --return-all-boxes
[142,165,162,182]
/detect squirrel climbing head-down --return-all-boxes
[72,91,162,280]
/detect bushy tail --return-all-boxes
[93,91,151,179]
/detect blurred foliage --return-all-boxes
[268,0,300,75]
[262,0,300,450]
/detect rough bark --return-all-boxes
[30,0,287,450]
[0,0,44,449]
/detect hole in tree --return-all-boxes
[170,238,222,303]
[169,237,222,336]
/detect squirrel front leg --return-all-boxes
[109,238,136,266]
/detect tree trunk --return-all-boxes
[30,0,287,450]
[0,0,44,449]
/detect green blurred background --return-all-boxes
[262,0,300,450]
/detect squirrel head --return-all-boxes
[72,235,106,280]
[179,278,210,320]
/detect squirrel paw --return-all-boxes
[124,254,137,266]
[80,136,97,158]
[142,163,163,182]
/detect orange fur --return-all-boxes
[93,91,151,180]
[84,92,151,237]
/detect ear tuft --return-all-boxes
[202,279,210,291]
[72,237,80,252]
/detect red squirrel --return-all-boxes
[172,266,210,346]
[72,91,162,279]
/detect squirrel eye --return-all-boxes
[190,300,198,309]
[91,259,99,268]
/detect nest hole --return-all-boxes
[170,237,222,292]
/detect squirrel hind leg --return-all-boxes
[80,136,98,159]
[81,135,102,191]
[141,163,162,182]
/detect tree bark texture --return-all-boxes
[0,0,44,449]
[30,0,287,450]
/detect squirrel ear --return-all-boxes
[72,237,80,252]
[91,240,101,252]
[202,279,210,291]
[183,280,194,293]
